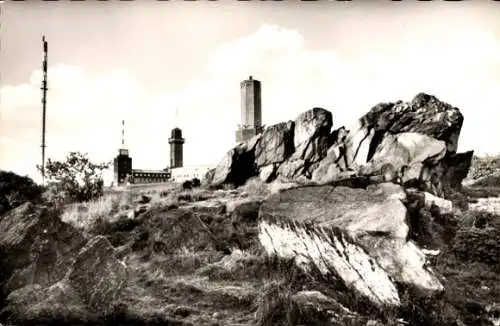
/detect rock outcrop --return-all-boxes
[0,203,128,322]
[206,93,472,197]
[0,203,87,296]
[67,236,127,314]
[258,183,444,307]
[276,108,333,180]
[293,108,332,163]
[255,121,295,168]
[210,134,261,187]
[313,93,470,194]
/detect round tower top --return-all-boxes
[171,127,183,139]
[249,75,253,81]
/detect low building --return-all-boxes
[113,148,171,185]
[170,165,216,183]
[130,169,171,184]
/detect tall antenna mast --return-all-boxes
[41,36,48,185]
[121,120,125,148]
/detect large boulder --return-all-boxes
[367,132,447,173]
[0,203,128,323]
[208,134,261,187]
[312,93,470,190]
[259,164,276,182]
[255,121,295,168]
[209,93,472,190]
[440,150,474,192]
[292,107,332,163]
[0,203,87,297]
[258,183,443,307]
[276,159,308,180]
[67,236,128,314]
[0,282,95,324]
[364,132,448,194]
[345,93,463,167]
[311,131,353,184]
[276,108,332,180]
[360,93,463,156]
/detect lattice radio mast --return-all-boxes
[40,36,48,185]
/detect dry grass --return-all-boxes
[61,182,221,234]
[462,186,500,199]
[469,196,500,216]
[241,177,271,198]
[50,173,500,326]
[60,192,133,231]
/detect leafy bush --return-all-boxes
[0,170,45,215]
[182,180,193,190]
[38,152,110,204]
[192,178,201,188]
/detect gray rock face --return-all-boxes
[68,235,128,314]
[209,134,262,187]
[207,108,336,187]
[0,203,87,294]
[259,164,276,182]
[258,184,444,307]
[207,93,472,195]
[363,132,448,193]
[368,132,447,171]
[1,282,93,324]
[312,94,470,192]
[0,203,129,322]
[276,159,306,180]
[293,107,332,163]
[343,93,463,168]
[359,93,463,154]
[255,121,295,168]
[276,108,333,181]
[440,150,474,192]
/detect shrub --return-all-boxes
[182,180,193,190]
[38,152,110,204]
[192,178,201,188]
[0,170,45,215]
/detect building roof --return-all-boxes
[170,165,216,169]
[132,169,170,174]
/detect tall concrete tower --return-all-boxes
[169,127,185,168]
[236,75,262,143]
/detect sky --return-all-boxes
[1,0,500,185]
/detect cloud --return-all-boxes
[0,65,147,184]
[2,23,500,185]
